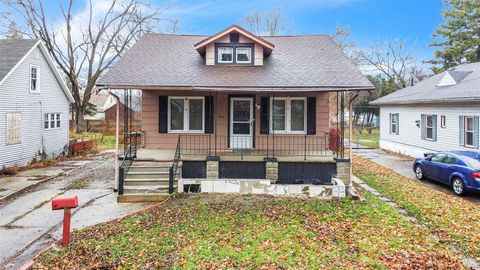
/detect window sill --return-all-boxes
[269,131,307,135]
[167,131,205,134]
[30,91,40,94]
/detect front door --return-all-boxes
[230,97,253,149]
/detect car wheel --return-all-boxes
[414,165,425,180]
[451,177,466,196]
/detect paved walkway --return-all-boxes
[0,155,152,269]
[352,146,480,204]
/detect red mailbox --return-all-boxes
[52,196,78,210]
[52,196,78,247]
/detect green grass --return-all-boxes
[71,132,118,149]
[34,193,464,269]
[353,155,480,260]
[345,128,379,148]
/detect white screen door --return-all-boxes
[230,97,253,149]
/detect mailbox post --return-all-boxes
[52,196,78,247]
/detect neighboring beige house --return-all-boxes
[97,25,373,202]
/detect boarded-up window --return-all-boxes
[6,112,21,144]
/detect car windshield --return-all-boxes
[462,156,480,169]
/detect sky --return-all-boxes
[0,0,445,69]
[161,0,444,65]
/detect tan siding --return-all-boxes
[203,33,264,66]
[142,90,330,150]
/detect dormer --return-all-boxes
[437,70,472,87]
[194,25,274,66]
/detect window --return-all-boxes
[235,47,251,63]
[30,66,39,92]
[270,97,306,133]
[216,44,253,64]
[465,116,474,147]
[390,113,399,135]
[44,113,61,129]
[425,115,434,140]
[441,115,446,128]
[443,155,457,164]
[168,97,204,133]
[6,112,21,145]
[217,47,233,63]
[430,153,446,163]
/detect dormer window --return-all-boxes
[215,44,253,65]
[218,47,233,63]
[236,47,251,63]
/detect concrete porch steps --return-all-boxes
[119,160,180,202]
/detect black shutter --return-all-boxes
[307,97,316,135]
[158,96,168,133]
[205,96,214,133]
[260,96,270,134]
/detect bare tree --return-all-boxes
[242,7,285,36]
[355,40,428,89]
[2,0,173,131]
[3,21,23,39]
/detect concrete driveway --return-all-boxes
[0,155,152,269]
[353,146,480,205]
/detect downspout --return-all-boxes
[107,89,120,192]
[348,92,360,189]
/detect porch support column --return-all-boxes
[348,91,359,190]
[108,89,120,192]
[206,156,220,180]
[264,157,278,184]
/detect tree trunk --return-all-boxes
[75,106,86,132]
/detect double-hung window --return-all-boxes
[270,97,306,133]
[217,47,233,63]
[216,44,252,64]
[168,97,204,133]
[44,113,61,129]
[425,114,434,140]
[30,65,39,93]
[465,116,475,147]
[389,113,399,135]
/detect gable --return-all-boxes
[0,40,74,103]
[194,25,274,55]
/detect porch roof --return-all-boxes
[97,33,374,91]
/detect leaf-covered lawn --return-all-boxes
[353,155,480,260]
[33,193,464,269]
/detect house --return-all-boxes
[0,39,74,169]
[371,62,480,158]
[96,25,373,201]
[86,92,141,121]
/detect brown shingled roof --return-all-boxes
[97,33,373,91]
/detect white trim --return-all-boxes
[269,97,307,134]
[44,113,61,130]
[0,40,74,103]
[464,116,475,147]
[217,46,234,64]
[230,97,254,149]
[167,96,205,133]
[425,114,434,141]
[29,64,40,93]
[235,47,252,64]
[390,113,398,135]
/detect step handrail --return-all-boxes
[168,135,181,194]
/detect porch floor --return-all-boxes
[136,148,336,163]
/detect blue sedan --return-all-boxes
[413,151,480,196]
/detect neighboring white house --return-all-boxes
[0,39,74,169]
[371,62,480,158]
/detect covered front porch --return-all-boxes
[110,88,354,201]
